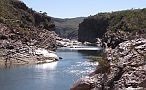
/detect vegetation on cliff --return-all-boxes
[78,8,146,47]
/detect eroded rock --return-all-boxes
[71,38,146,90]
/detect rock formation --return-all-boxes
[71,38,146,90]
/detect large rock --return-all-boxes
[107,38,146,89]
[71,74,106,90]
[71,38,146,90]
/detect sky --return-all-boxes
[22,0,146,18]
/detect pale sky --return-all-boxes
[22,0,146,18]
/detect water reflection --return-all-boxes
[78,50,103,56]
[35,61,58,70]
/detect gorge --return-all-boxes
[0,0,146,90]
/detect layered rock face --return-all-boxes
[71,38,146,90]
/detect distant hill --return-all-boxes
[53,17,85,39]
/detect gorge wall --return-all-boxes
[78,9,146,47]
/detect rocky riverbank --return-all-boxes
[0,22,58,66]
[0,46,59,65]
[71,38,146,90]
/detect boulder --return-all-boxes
[71,74,106,90]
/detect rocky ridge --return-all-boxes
[71,38,146,90]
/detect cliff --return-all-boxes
[78,9,146,47]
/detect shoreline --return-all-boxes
[0,48,59,68]
[0,58,58,68]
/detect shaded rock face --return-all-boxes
[78,16,108,43]
[71,38,146,90]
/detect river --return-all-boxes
[0,47,102,90]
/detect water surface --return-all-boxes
[0,47,101,90]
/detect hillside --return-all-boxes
[0,0,56,49]
[78,9,146,48]
[53,17,84,39]
[0,0,57,65]
[0,0,55,30]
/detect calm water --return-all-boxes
[0,47,102,90]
